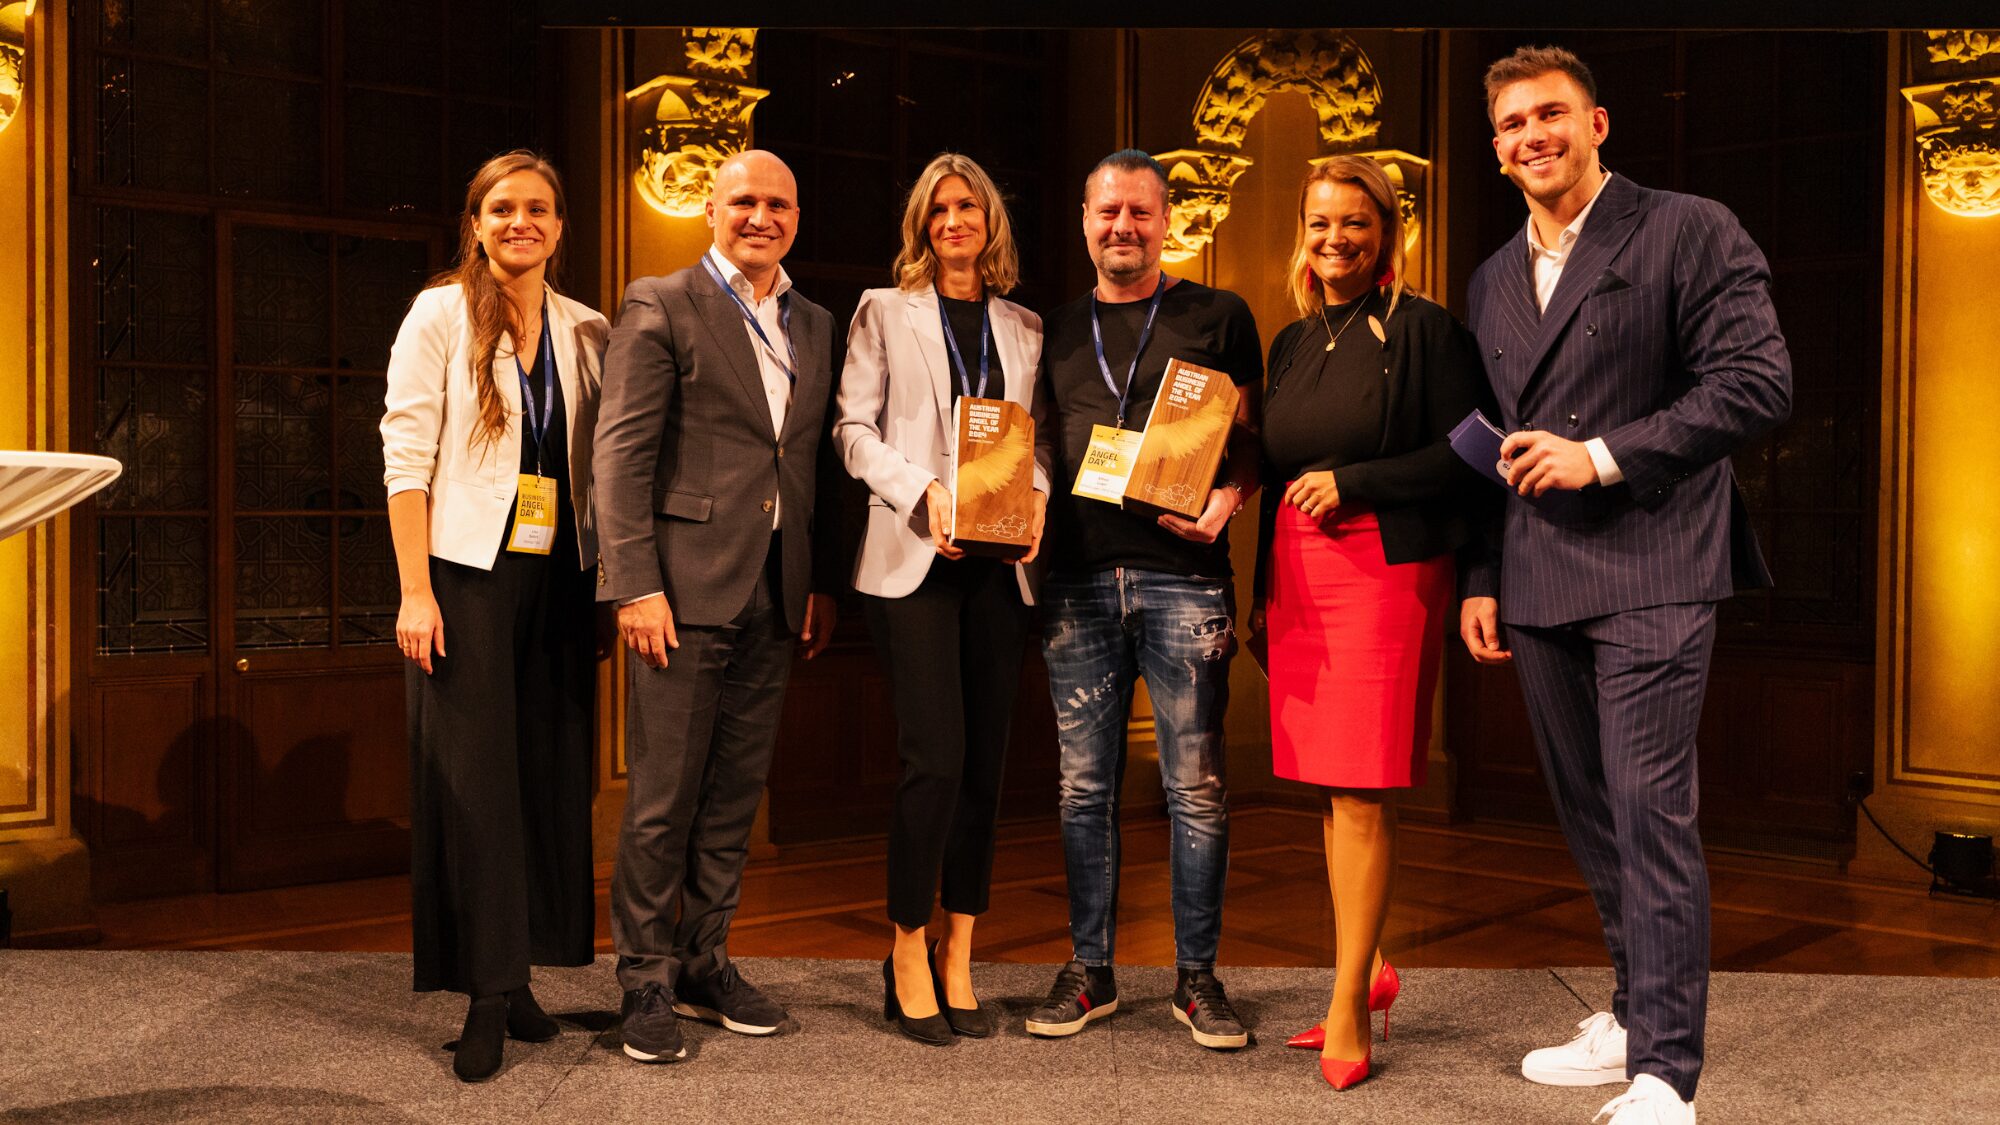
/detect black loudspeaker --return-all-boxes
[1930,831,1995,896]
[0,888,10,948]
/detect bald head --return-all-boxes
[707,149,799,296]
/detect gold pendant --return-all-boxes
[1324,340,1336,351]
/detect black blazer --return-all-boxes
[1254,294,1498,602]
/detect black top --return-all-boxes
[1261,291,1387,481]
[501,331,573,555]
[1039,277,1261,578]
[1254,294,1499,598]
[940,294,1006,404]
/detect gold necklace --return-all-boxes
[1319,293,1368,351]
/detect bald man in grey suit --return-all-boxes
[594,150,844,1064]
[1460,48,1790,1125]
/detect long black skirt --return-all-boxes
[407,518,596,996]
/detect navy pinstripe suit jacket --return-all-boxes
[1462,174,1793,628]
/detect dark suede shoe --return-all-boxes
[453,994,507,1082]
[506,984,560,1042]
[930,941,993,1038]
[620,982,686,1062]
[674,961,786,1035]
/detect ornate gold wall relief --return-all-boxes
[1926,29,2000,65]
[1161,31,1392,263]
[1905,77,2000,218]
[631,28,767,218]
[0,2,29,134]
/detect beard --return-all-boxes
[1093,239,1157,284]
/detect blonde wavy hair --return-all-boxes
[1287,155,1410,322]
[892,153,1019,295]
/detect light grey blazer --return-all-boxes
[833,286,1048,603]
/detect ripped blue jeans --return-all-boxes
[1040,567,1234,970]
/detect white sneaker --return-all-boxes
[1522,1011,1628,1086]
[1592,1074,1695,1124]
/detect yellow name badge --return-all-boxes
[1072,424,1144,506]
[506,474,558,555]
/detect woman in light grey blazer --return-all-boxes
[834,152,1049,1046]
[382,150,607,1082]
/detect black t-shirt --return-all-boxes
[940,294,1006,404]
[1261,291,1387,483]
[1039,278,1261,578]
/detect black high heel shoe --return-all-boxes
[929,941,993,1038]
[882,956,953,1046]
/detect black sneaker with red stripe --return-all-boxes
[1172,968,1248,1049]
[1024,960,1118,1037]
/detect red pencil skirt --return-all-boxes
[1266,502,1453,789]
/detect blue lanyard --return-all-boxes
[515,307,556,477]
[1090,274,1167,428]
[702,254,796,385]
[934,287,991,400]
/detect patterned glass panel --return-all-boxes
[343,89,444,214]
[95,56,208,194]
[335,377,387,504]
[215,0,325,75]
[96,0,208,61]
[234,371,332,511]
[447,0,535,100]
[337,516,398,646]
[215,75,325,206]
[96,368,208,512]
[447,103,539,204]
[234,516,333,649]
[338,237,431,370]
[99,516,209,654]
[94,207,211,364]
[232,226,331,368]
[343,0,443,89]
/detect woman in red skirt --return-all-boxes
[1253,156,1496,1090]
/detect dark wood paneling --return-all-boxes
[78,676,214,900]
[1448,648,1873,858]
[766,623,1061,846]
[218,665,407,891]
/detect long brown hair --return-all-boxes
[892,152,1020,296]
[428,150,569,452]
[1287,155,1410,322]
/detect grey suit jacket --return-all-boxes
[1463,174,1793,627]
[592,261,841,632]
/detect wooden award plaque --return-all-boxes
[1123,358,1240,519]
[949,396,1036,557]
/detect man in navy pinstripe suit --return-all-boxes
[1459,47,1791,1125]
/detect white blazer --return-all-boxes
[380,282,610,570]
[834,286,1049,603]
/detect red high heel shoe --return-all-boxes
[1285,962,1401,1049]
[1319,1050,1372,1090]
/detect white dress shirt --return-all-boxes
[1526,172,1624,486]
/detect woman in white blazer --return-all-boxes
[380,150,608,1082]
[835,152,1049,1046]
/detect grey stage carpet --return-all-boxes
[0,952,1992,1123]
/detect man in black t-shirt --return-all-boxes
[1022,149,1263,1051]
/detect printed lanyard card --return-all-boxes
[1072,424,1144,506]
[507,474,557,555]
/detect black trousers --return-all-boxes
[611,537,794,991]
[864,558,1030,929]
[408,532,596,997]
